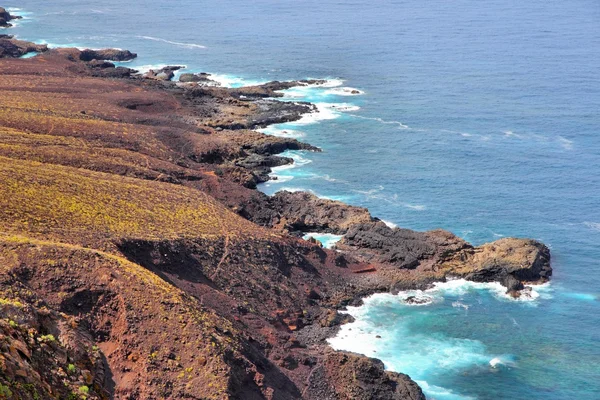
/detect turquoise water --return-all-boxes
[8,1,600,398]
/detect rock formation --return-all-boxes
[78,48,137,62]
[0,37,47,58]
[0,6,19,27]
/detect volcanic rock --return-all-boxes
[142,65,184,81]
[79,48,137,62]
[271,191,374,234]
[179,72,220,85]
[0,6,20,27]
[305,351,426,400]
[0,37,47,58]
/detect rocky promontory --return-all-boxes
[0,36,47,58]
[78,48,137,62]
[0,6,19,27]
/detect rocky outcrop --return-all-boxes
[179,72,220,85]
[305,351,426,400]
[227,79,328,99]
[339,221,470,268]
[79,48,137,62]
[338,222,551,297]
[141,65,184,81]
[249,99,316,128]
[0,37,47,58]
[443,237,552,295]
[86,59,136,78]
[270,191,374,234]
[0,7,20,27]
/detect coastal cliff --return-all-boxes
[0,13,550,400]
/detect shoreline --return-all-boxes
[0,8,553,399]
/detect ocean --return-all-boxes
[7,0,600,398]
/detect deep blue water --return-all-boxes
[7,1,600,398]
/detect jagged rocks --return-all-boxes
[448,237,552,295]
[339,221,470,269]
[305,351,426,400]
[179,72,220,85]
[271,191,374,234]
[142,65,184,81]
[0,7,20,27]
[79,48,137,62]
[0,37,47,58]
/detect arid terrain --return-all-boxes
[0,14,550,400]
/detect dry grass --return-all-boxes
[0,156,265,247]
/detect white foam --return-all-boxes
[324,87,364,96]
[398,291,435,306]
[329,298,487,400]
[33,40,86,49]
[348,114,410,129]
[136,35,206,49]
[503,130,523,138]
[382,220,398,228]
[429,278,551,303]
[304,78,345,88]
[557,136,574,150]
[321,174,337,182]
[404,203,426,211]
[127,64,188,75]
[266,151,313,183]
[257,126,305,139]
[583,221,600,232]
[207,73,269,88]
[303,233,343,249]
[294,102,360,125]
[452,301,470,310]
[417,381,475,400]
[489,357,502,368]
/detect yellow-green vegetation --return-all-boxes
[0,384,12,398]
[0,156,263,247]
[38,334,56,343]
[0,297,24,308]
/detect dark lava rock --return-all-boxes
[234,154,293,170]
[249,99,316,128]
[340,221,470,269]
[79,48,137,62]
[304,351,426,400]
[0,6,21,27]
[179,72,219,85]
[86,59,136,78]
[404,295,432,305]
[142,65,184,81]
[0,38,48,58]
[270,191,373,234]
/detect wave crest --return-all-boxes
[136,35,206,49]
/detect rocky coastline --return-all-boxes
[0,9,551,400]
